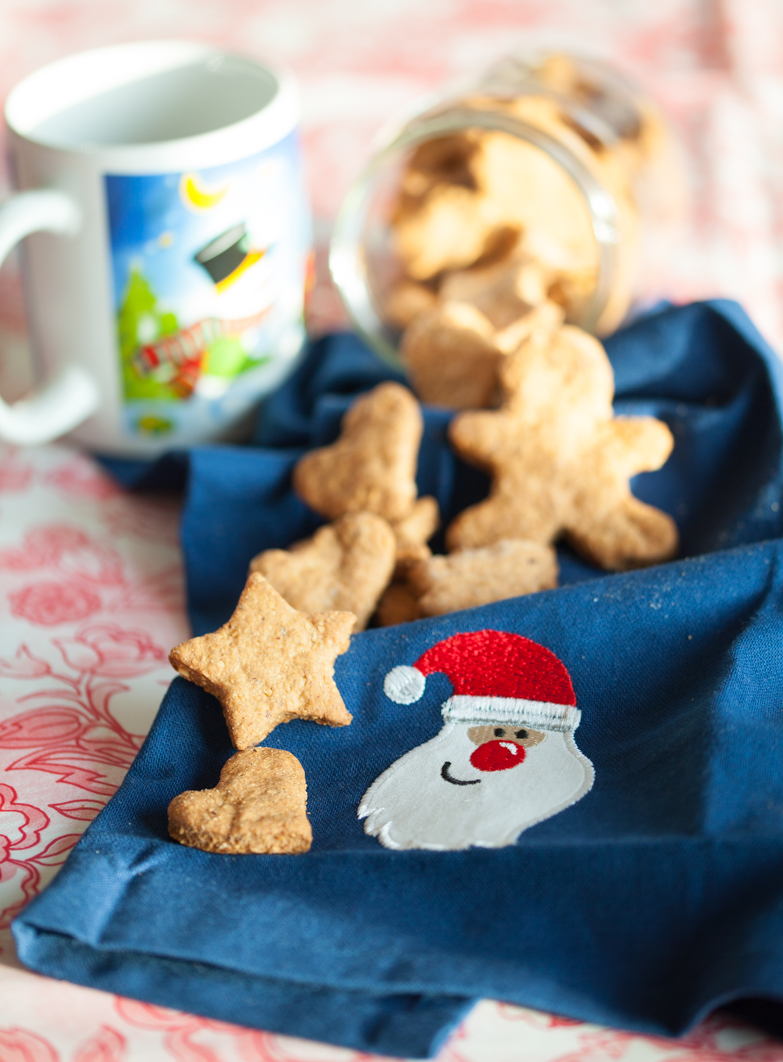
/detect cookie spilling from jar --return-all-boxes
[167,313,677,856]
[254,321,677,630]
[380,51,685,385]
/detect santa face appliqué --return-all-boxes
[359,630,594,851]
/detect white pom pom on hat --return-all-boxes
[383,665,426,704]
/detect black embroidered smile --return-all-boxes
[441,761,481,786]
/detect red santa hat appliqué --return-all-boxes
[383,629,581,732]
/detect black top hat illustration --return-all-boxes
[194,223,250,285]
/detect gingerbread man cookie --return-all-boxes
[446,324,678,570]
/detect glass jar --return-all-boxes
[330,51,686,368]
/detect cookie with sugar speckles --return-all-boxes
[389,495,440,576]
[407,538,558,616]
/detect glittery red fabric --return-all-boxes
[413,630,576,705]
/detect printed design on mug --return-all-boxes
[105,135,310,438]
[359,630,594,851]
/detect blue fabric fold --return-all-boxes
[14,300,783,1057]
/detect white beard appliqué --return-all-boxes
[359,722,594,851]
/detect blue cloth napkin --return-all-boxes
[14,301,783,1058]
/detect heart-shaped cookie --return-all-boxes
[168,748,312,855]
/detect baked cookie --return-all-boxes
[396,132,481,207]
[439,246,549,330]
[446,324,678,570]
[383,279,438,329]
[401,302,505,410]
[389,495,440,574]
[392,183,499,281]
[407,538,558,616]
[250,511,396,631]
[401,299,565,410]
[492,299,565,355]
[168,748,312,855]
[292,382,422,523]
[374,581,423,627]
[170,572,354,749]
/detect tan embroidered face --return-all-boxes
[466,724,546,748]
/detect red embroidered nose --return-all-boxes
[469,739,526,772]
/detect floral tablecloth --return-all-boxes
[2,1,783,1059]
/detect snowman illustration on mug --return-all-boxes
[359,630,594,851]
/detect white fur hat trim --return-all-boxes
[441,695,581,732]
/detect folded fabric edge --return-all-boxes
[690,987,783,1044]
[11,919,475,1059]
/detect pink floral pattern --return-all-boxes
[10,584,103,627]
[0,526,101,572]
[72,1026,126,1062]
[438,1006,783,1062]
[0,447,186,972]
[44,458,123,502]
[0,1027,58,1062]
[0,623,171,928]
[0,449,34,494]
[113,1000,378,1062]
[548,1017,783,1062]
[0,520,183,626]
[55,625,167,678]
[0,629,159,807]
[0,782,50,928]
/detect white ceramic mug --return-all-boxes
[2,40,312,454]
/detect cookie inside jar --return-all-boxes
[330,50,686,370]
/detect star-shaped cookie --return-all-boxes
[170,572,355,749]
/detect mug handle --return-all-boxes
[0,189,100,445]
